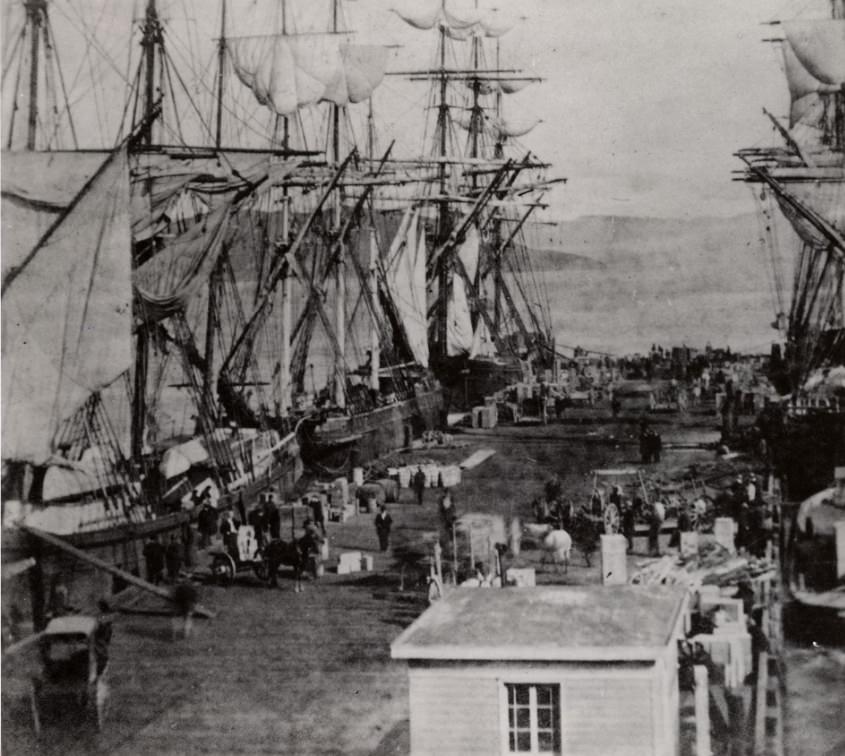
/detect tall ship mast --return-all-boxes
[390,0,562,409]
[737,0,845,495]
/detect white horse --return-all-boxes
[523,523,573,573]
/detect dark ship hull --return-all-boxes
[432,354,524,411]
[299,384,444,473]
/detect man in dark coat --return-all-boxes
[143,536,165,584]
[622,502,636,553]
[165,535,183,582]
[249,505,267,549]
[308,495,327,536]
[374,505,393,551]
[412,466,426,506]
[265,494,281,541]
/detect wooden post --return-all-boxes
[754,652,769,756]
[19,526,214,618]
[694,665,711,756]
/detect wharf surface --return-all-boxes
[0,415,773,755]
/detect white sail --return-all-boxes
[1,151,107,280]
[782,20,845,87]
[494,116,541,139]
[446,225,480,356]
[2,147,132,465]
[385,208,429,367]
[228,35,388,116]
[470,314,496,358]
[133,203,231,322]
[781,40,842,143]
[392,2,515,38]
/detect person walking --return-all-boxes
[181,519,196,568]
[374,505,393,551]
[412,466,426,506]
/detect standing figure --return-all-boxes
[170,581,198,640]
[648,500,665,556]
[439,489,457,530]
[309,495,327,537]
[412,466,427,506]
[622,502,636,553]
[249,505,267,549]
[265,494,281,541]
[181,520,196,568]
[165,535,183,582]
[374,505,393,551]
[143,536,165,585]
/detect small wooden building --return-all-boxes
[391,585,688,756]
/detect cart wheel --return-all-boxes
[253,557,269,583]
[211,554,236,586]
[603,502,620,534]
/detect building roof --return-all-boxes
[391,586,687,663]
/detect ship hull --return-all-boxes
[767,410,845,499]
[432,355,524,411]
[300,386,444,473]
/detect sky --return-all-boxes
[1,0,825,220]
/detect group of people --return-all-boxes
[143,528,194,585]
[639,423,663,464]
[724,473,772,556]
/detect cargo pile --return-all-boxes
[630,539,776,589]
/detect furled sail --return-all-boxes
[1,147,132,464]
[493,116,541,139]
[385,208,429,366]
[446,224,480,356]
[228,34,388,116]
[782,20,845,87]
[781,39,841,148]
[392,1,514,38]
[133,203,231,322]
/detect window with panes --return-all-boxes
[505,683,561,754]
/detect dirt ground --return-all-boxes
[2,415,726,755]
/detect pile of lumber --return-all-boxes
[630,541,775,588]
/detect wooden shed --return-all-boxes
[391,585,689,756]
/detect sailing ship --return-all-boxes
[1,0,445,585]
[389,0,560,410]
[0,0,318,622]
[215,0,444,471]
[738,0,845,498]
[738,1,845,619]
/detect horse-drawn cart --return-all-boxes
[587,468,651,534]
[210,525,268,585]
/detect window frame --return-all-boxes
[499,680,562,755]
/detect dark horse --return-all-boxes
[264,535,322,592]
